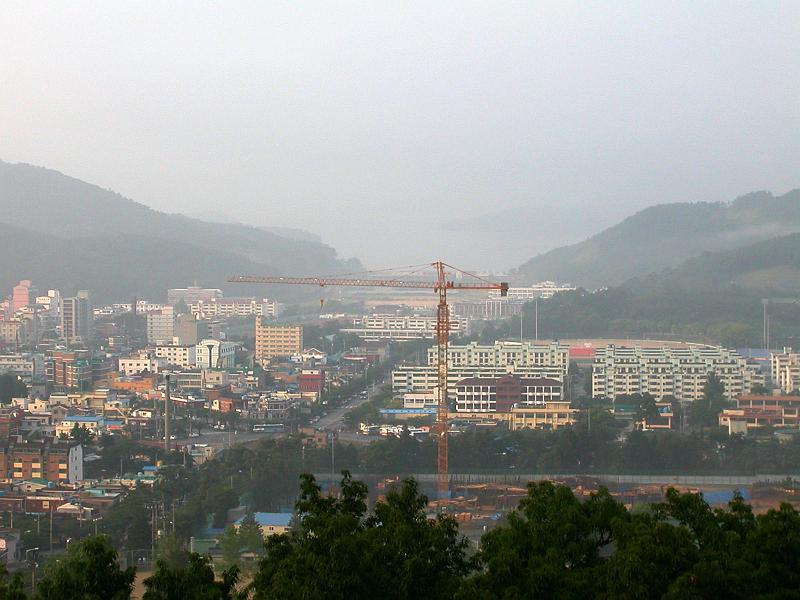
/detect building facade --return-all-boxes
[254,320,303,364]
[190,297,281,319]
[592,345,765,404]
[167,286,223,305]
[454,375,563,413]
[0,440,83,483]
[771,349,800,394]
[146,307,175,345]
[154,344,197,368]
[341,314,470,341]
[195,339,237,369]
[60,291,91,344]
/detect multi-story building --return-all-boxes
[0,439,83,483]
[118,353,166,376]
[488,281,576,301]
[190,297,281,319]
[154,344,197,368]
[60,291,91,344]
[195,339,237,369]
[592,345,765,404]
[146,307,175,345]
[254,319,303,364]
[429,341,569,371]
[47,350,93,392]
[454,375,563,413]
[341,314,470,341]
[771,349,800,394]
[510,402,576,430]
[167,286,223,305]
[0,353,45,382]
[298,368,325,395]
[174,314,210,346]
[452,299,522,320]
[718,394,800,434]
[10,280,35,313]
[0,319,30,346]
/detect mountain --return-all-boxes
[631,232,800,294]
[515,190,800,287]
[187,211,323,243]
[0,161,360,301]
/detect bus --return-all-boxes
[252,423,285,433]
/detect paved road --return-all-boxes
[317,383,383,431]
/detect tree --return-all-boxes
[218,526,241,568]
[252,473,473,599]
[143,553,240,600]
[69,423,95,447]
[35,535,135,600]
[692,372,728,431]
[155,532,188,569]
[0,374,26,405]
[0,564,26,600]
[236,511,265,555]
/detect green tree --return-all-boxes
[236,512,264,555]
[692,372,728,430]
[0,564,26,600]
[143,553,240,600]
[155,532,188,569]
[0,374,26,405]
[218,526,241,568]
[35,535,135,600]
[252,473,473,600]
[69,423,95,447]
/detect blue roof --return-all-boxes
[235,512,293,527]
[62,415,102,422]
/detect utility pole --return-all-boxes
[164,373,171,453]
[535,296,539,342]
[49,508,53,553]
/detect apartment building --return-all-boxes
[0,319,30,346]
[429,341,569,371]
[190,297,281,319]
[174,314,211,346]
[146,307,175,344]
[0,439,83,483]
[592,345,765,403]
[47,350,93,392]
[340,314,470,341]
[60,291,91,344]
[454,375,563,413]
[488,281,576,300]
[154,344,197,368]
[195,339,237,369]
[0,353,45,382]
[452,299,522,320]
[118,353,166,376]
[167,286,223,305]
[255,319,303,364]
[771,349,800,393]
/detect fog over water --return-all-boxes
[1,2,798,270]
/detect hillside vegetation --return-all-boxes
[0,161,360,300]
[516,190,800,288]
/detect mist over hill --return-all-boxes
[516,190,800,287]
[0,161,361,301]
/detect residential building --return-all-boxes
[254,320,303,364]
[454,375,563,413]
[0,319,30,346]
[167,286,223,305]
[0,439,83,483]
[771,348,800,393]
[55,415,124,438]
[146,307,175,344]
[190,297,281,319]
[718,394,800,434]
[298,368,325,395]
[341,314,470,341]
[154,344,197,368]
[452,299,522,320]
[0,353,44,382]
[488,281,576,300]
[118,353,166,376]
[429,341,569,371]
[10,280,35,313]
[47,350,93,392]
[174,314,210,346]
[60,291,91,344]
[592,345,765,404]
[234,512,292,537]
[195,339,237,369]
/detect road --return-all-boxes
[316,383,384,431]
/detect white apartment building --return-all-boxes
[154,344,197,368]
[341,314,470,341]
[488,281,576,301]
[118,353,166,376]
[190,297,282,319]
[146,307,175,345]
[592,345,765,404]
[195,339,237,369]
[428,341,570,371]
[771,348,800,393]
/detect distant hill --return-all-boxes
[515,190,800,287]
[187,211,323,243]
[630,232,800,294]
[0,161,360,301]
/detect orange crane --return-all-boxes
[229,261,508,495]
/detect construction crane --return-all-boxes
[229,261,508,495]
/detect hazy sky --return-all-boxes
[1,2,798,270]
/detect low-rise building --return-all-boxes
[0,439,83,483]
[118,353,166,376]
[510,402,576,430]
[234,512,292,537]
[154,344,197,368]
[195,339,237,369]
[719,394,800,434]
[454,375,563,413]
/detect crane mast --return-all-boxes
[229,261,508,497]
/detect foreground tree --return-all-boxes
[0,565,26,600]
[251,472,474,599]
[35,536,135,600]
[143,553,241,600]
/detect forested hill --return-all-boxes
[515,189,800,288]
[0,160,361,299]
[629,232,800,294]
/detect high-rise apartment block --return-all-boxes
[254,318,303,364]
[592,345,765,404]
[771,348,800,394]
[146,306,175,344]
[60,290,91,344]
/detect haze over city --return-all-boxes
[2,2,798,268]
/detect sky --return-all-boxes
[1,2,798,270]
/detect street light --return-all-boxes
[25,547,39,593]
